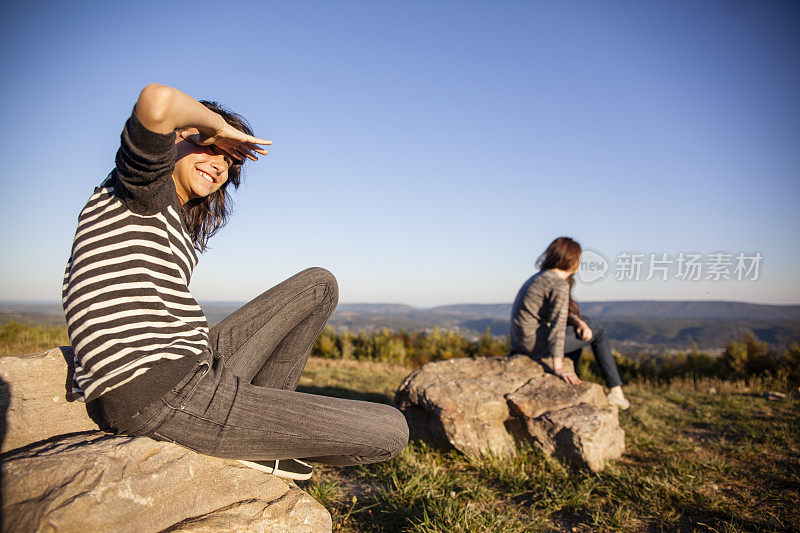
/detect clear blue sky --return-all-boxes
[1,0,798,307]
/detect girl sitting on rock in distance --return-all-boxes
[510,236,630,410]
[62,83,408,481]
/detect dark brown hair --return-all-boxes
[536,236,583,319]
[181,100,254,252]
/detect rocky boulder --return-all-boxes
[0,347,333,532]
[2,432,332,532]
[0,347,97,452]
[395,355,625,471]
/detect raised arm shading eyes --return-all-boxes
[134,83,271,163]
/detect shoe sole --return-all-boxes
[236,459,313,481]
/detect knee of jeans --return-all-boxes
[305,267,339,309]
[300,267,337,290]
[592,325,606,341]
[324,275,339,309]
[372,405,409,459]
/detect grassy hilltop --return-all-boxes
[298,358,799,532]
[5,299,800,353]
[2,322,798,531]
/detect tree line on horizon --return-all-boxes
[311,326,800,390]
[1,319,797,390]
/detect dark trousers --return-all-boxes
[115,267,408,466]
[563,317,623,388]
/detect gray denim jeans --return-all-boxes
[563,317,623,388]
[114,267,409,466]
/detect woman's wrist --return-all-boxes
[195,113,227,139]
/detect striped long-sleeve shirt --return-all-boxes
[62,111,209,403]
[509,269,570,359]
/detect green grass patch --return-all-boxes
[299,357,800,532]
[0,321,69,357]
[4,321,798,530]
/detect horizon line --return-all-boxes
[3,298,800,308]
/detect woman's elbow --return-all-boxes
[135,84,174,131]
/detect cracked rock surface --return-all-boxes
[0,347,97,452]
[2,432,332,532]
[395,355,625,471]
[0,348,332,532]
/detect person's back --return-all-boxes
[510,236,631,408]
[509,269,570,359]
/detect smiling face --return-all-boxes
[172,128,235,205]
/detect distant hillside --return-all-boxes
[428,301,800,320]
[577,300,800,320]
[326,301,800,351]
[427,304,511,319]
[0,301,65,327]
[338,303,418,314]
[3,300,799,352]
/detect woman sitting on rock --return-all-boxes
[510,237,630,410]
[62,83,408,481]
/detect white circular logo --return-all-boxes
[578,249,608,284]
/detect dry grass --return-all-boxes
[299,357,800,532]
[3,324,798,530]
[0,321,69,357]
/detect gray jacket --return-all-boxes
[510,269,570,359]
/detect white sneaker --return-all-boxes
[237,459,313,481]
[607,389,630,410]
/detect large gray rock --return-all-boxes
[394,355,546,457]
[2,432,332,532]
[519,399,625,472]
[395,355,625,471]
[0,347,97,452]
[0,347,333,532]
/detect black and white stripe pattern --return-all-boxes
[62,175,209,402]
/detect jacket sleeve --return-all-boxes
[546,282,570,359]
[113,109,178,215]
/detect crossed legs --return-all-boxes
[131,268,409,465]
[208,266,338,390]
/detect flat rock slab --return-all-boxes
[2,431,332,532]
[506,373,608,420]
[0,347,97,452]
[396,355,625,471]
[395,355,546,457]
